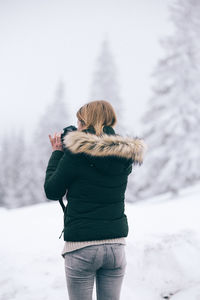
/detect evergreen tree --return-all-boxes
[0,133,11,207]
[0,129,32,208]
[89,39,125,134]
[32,81,71,203]
[130,0,200,200]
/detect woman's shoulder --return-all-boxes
[62,129,147,166]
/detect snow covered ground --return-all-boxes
[0,183,200,300]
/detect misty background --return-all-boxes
[1,0,200,209]
[0,0,173,140]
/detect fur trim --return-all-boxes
[63,131,147,165]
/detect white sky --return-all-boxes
[0,0,174,141]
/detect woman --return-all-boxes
[44,100,146,300]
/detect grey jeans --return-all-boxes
[64,243,127,300]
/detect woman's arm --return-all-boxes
[44,150,76,200]
[44,132,76,200]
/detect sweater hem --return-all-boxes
[61,237,126,258]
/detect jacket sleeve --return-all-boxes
[44,150,76,200]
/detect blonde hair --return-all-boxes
[76,100,117,136]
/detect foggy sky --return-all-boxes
[0,0,173,141]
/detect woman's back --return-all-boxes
[44,125,146,242]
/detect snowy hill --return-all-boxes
[0,184,200,300]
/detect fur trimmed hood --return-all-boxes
[63,130,147,165]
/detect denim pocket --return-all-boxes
[111,244,126,268]
[67,246,99,265]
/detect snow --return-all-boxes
[1,183,200,300]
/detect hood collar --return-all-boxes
[63,129,147,165]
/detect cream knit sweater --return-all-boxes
[61,237,126,258]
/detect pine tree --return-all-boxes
[0,82,74,208]
[0,129,33,208]
[31,81,71,203]
[89,39,125,134]
[0,133,11,207]
[130,0,200,200]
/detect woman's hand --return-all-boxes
[49,132,63,152]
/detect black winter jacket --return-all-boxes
[44,126,146,241]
